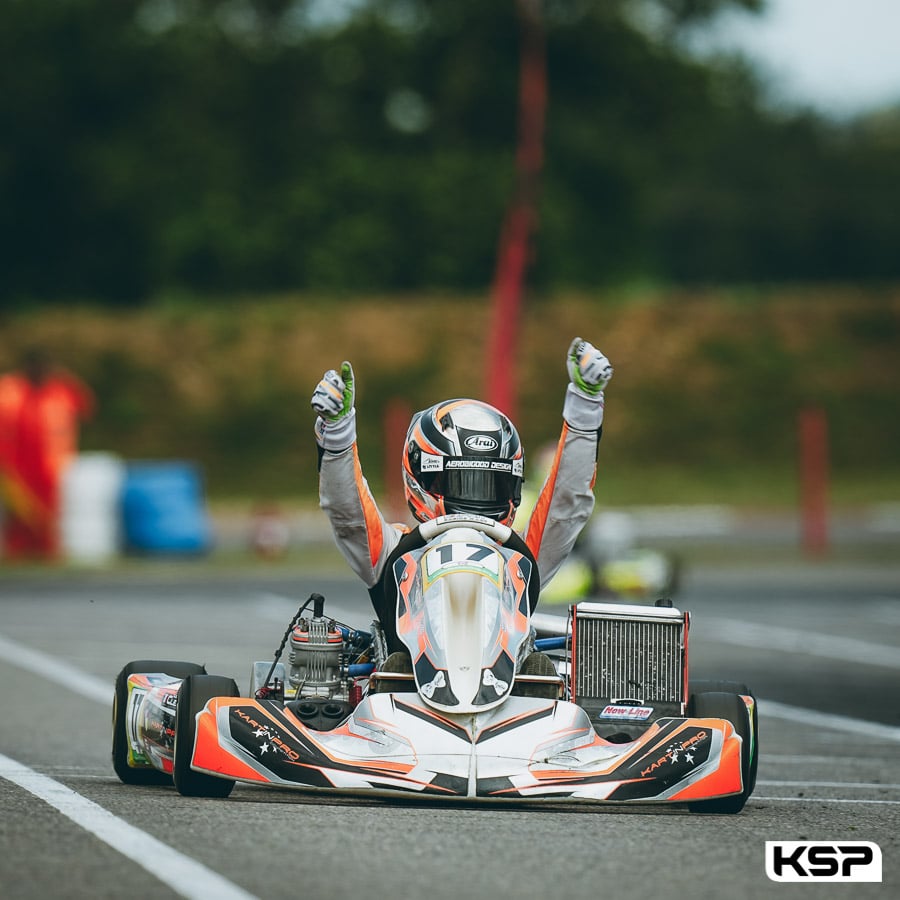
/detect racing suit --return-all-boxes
[316,385,603,652]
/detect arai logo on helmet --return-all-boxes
[464,434,499,452]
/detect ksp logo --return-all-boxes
[765,841,882,883]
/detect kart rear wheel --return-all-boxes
[173,674,240,798]
[687,691,756,814]
[112,660,207,786]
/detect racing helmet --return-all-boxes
[402,399,524,526]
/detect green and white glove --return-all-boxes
[564,337,612,431]
[567,337,613,396]
[312,361,357,451]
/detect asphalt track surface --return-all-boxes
[1,559,898,900]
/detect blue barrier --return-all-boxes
[121,462,211,554]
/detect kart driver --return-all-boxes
[311,337,612,666]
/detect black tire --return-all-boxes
[173,674,240,798]
[112,660,207,786]
[687,690,757,814]
[689,680,758,795]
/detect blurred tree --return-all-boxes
[0,0,898,306]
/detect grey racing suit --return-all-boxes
[316,385,604,652]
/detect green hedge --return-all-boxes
[3,289,898,507]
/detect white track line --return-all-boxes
[754,796,900,806]
[765,754,874,764]
[761,698,900,743]
[758,781,900,790]
[0,752,258,900]
[700,617,900,669]
[0,633,111,703]
[0,634,257,898]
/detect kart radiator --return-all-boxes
[570,601,688,735]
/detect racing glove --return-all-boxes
[312,361,357,452]
[563,337,612,431]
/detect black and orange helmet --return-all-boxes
[402,399,524,525]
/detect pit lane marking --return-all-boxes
[699,617,900,669]
[0,751,259,900]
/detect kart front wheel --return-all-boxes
[689,680,758,796]
[112,659,207,786]
[173,674,240,798]
[687,690,757,814]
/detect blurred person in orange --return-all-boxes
[0,348,95,560]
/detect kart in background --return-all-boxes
[113,515,757,812]
[538,509,682,606]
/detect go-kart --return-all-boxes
[112,515,757,812]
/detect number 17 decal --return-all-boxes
[425,542,501,578]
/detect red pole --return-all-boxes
[798,406,829,556]
[485,0,546,421]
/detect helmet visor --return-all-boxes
[418,457,522,508]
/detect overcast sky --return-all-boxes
[695,0,900,116]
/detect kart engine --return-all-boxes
[289,614,343,696]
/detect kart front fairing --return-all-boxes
[393,527,533,714]
[187,692,743,803]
